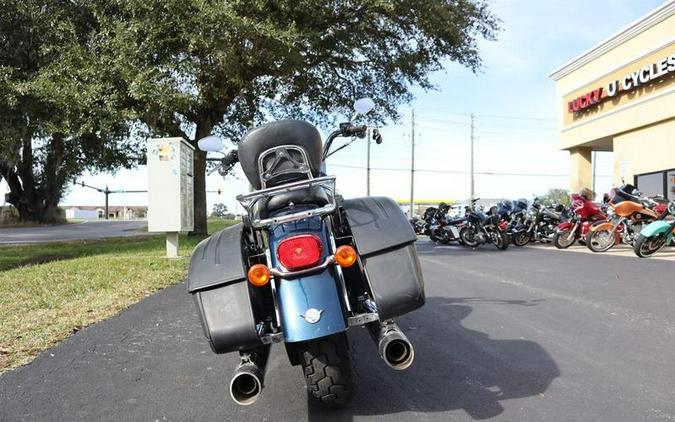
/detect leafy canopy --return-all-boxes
[96,0,500,139]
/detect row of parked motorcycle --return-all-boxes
[411,184,675,258]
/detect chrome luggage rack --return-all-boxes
[236,176,337,228]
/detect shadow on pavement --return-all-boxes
[308,296,559,421]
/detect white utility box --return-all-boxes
[147,138,194,256]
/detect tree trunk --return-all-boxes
[192,148,208,235]
[1,135,68,224]
[191,119,213,235]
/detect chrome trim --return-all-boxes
[348,312,380,327]
[257,145,314,189]
[269,256,336,279]
[260,332,284,345]
[327,220,352,313]
[236,176,337,228]
[265,247,282,330]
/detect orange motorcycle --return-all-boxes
[587,185,666,252]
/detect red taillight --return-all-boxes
[277,234,323,271]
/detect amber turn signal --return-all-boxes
[335,245,357,267]
[248,264,271,287]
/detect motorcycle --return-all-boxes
[425,203,466,244]
[587,185,667,252]
[553,190,606,249]
[187,98,425,408]
[511,199,565,247]
[634,199,675,258]
[459,199,510,249]
[409,215,426,235]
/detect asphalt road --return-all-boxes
[2,239,675,421]
[0,220,149,244]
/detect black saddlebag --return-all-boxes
[342,197,425,320]
[187,224,261,354]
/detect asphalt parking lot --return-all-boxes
[1,239,674,421]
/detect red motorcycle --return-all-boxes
[553,191,607,249]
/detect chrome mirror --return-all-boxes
[197,135,224,152]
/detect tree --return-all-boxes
[210,203,229,218]
[0,0,140,222]
[539,188,571,207]
[89,0,500,234]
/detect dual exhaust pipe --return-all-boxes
[228,321,414,405]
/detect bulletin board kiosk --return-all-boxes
[147,137,195,257]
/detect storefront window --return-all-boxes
[667,170,675,201]
[636,172,664,198]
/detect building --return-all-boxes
[62,206,147,220]
[549,1,675,200]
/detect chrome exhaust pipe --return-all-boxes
[230,346,270,406]
[367,322,415,370]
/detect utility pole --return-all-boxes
[409,109,415,217]
[366,128,371,196]
[470,113,475,201]
[104,185,110,220]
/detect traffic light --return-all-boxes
[217,188,222,195]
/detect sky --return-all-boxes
[1,0,668,214]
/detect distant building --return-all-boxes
[62,206,147,220]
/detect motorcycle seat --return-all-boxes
[238,120,323,190]
[446,217,465,225]
[258,186,330,218]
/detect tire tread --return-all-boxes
[300,334,354,407]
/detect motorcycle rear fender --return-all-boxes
[268,217,347,343]
[640,220,675,237]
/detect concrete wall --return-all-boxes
[613,119,675,186]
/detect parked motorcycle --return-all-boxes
[633,199,675,258]
[459,199,510,249]
[410,215,426,235]
[425,202,466,244]
[188,99,425,408]
[587,185,666,252]
[511,199,565,246]
[553,188,606,249]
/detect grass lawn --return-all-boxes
[0,219,237,374]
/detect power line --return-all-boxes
[410,107,557,122]
[329,163,614,178]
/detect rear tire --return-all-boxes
[301,333,354,408]
[553,230,575,249]
[634,234,667,258]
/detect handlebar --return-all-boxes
[322,123,377,160]
[343,124,367,136]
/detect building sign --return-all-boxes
[567,52,675,114]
